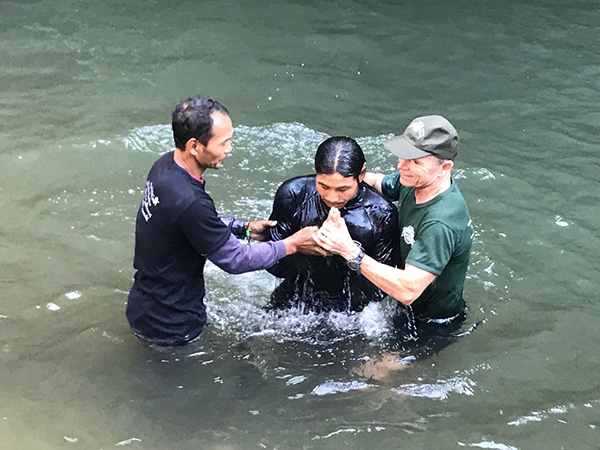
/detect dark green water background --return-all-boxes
[1,1,599,449]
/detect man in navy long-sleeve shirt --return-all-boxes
[126,97,318,345]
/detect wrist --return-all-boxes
[343,241,362,261]
[346,240,365,272]
[282,236,297,255]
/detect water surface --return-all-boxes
[1,1,599,449]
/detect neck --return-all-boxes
[173,149,205,181]
[414,176,452,204]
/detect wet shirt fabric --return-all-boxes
[266,175,398,312]
[126,151,285,345]
[381,170,473,319]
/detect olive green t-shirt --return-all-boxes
[381,171,473,318]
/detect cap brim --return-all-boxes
[383,135,430,159]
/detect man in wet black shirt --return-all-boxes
[265,136,398,312]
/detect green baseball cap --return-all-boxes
[384,115,459,161]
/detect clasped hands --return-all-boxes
[311,207,361,260]
[280,207,357,257]
[251,209,359,259]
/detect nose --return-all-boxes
[324,192,342,206]
[326,193,340,204]
[397,158,410,170]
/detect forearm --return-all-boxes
[207,234,286,274]
[337,242,428,304]
[359,256,422,305]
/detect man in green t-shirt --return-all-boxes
[314,115,473,368]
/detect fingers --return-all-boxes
[256,220,277,230]
[249,220,277,231]
[319,221,336,234]
[330,207,340,220]
[325,207,340,225]
[313,229,333,249]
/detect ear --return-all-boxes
[185,138,203,156]
[441,160,454,174]
[358,165,367,183]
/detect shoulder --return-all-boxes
[437,182,470,218]
[148,152,207,209]
[275,175,315,199]
[420,183,471,234]
[278,175,314,191]
[360,183,398,213]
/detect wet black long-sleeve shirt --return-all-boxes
[266,175,398,312]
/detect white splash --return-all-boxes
[554,215,569,227]
[65,291,82,300]
[116,437,142,446]
[392,377,476,400]
[311,380,370,396]
[468,441,517,450]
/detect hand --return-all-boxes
[351,353,411,381]
[247,219,277,241]
[284,226,330,256]
[313,207,360,260]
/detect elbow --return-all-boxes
[389,283,421,306]
[225,266,246,275]
[392,292,418,306]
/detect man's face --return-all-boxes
[315,172,360,209]
[397,155,445,189]
[195,112,233,169]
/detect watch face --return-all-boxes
[347,260,360,271]
[347,249,364,272]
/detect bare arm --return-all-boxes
[313,208,434,305]
[354,257,435,305]
[363,172,385,194]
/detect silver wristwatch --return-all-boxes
[346,241,365,272]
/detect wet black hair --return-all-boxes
[314,136,366,180]
[171,97,229,150]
